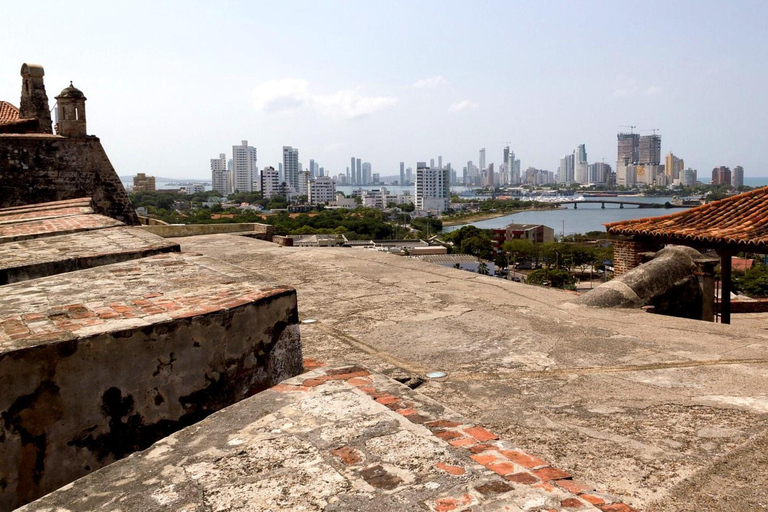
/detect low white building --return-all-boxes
[308,176,336,205]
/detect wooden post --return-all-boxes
[718,250,732,324]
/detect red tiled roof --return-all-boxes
[0,101,21,126]
[605,187,768,250]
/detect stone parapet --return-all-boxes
[142,222,274,239]
[0,253,301,510]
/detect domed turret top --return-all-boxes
[56,82,86,100]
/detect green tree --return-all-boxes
[477,262,490,275]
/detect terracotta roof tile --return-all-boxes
[605,187,768,249]
[0,101,21,126]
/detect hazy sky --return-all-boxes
[2,0,766,179]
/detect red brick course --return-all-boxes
[273,364,640,512]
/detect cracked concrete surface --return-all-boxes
[171,234,768,510]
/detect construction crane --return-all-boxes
[619,125,636,134]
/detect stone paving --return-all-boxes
[175,234,768,510]
[21,363,639,512]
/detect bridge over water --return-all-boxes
[552,199,686,209]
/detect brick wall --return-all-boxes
[0,135,138,225]
[613,239,659,276]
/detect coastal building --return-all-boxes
[732,165,744,189]
[210,153,232,196]
[283,146,300,194]
[711,166,731,186]
[415,162,450,213]
[308,176,336,205]
[232,140,257,193]
[616,132,639,186]
[260,166,280,199]
[132,173,156,192]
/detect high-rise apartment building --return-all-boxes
[282,146,300,193]
[711,166,731,186]
[732,166,744,189]
[438,156,443,169]
[558,154,574,184]
[399,162,405,184]
[639,135,661,165]
[574,144,588,184]
[260,167,280,199]
[232,140,257,193]
[350,157,356,185]
[682,168,698,187]
[479,148,486,171]
[362,162,371,185]
[664,152,684,180]
[406,167,413,185]
[308,176,336,205]
[616,133,639,186]
[356,158,362,186]
[415,162,450,213]
[210,153,232,196]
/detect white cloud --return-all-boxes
[313,90,398,120]
[644,85,663,96]
[251,79,309,113]
[414,75,449,88]
[449,100,478,112]
[251,79,396,119]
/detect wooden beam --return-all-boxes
[718,249,733,324]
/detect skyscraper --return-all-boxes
[479,148,486,171]
[438,155,443,169]
[638,135,661,165]
[356,158,362,185]
[711,166,731,186]
[573,144,588,184]
[616,133,639,186]
[282,146,300,193]
[362,162,372,185]
[309,159,316,179]
[558,154,574,184]
[350,157,356,185]
[400,162,405,184]
[232,140,257,192]
[665,152,684,180]
[732,166,744,189]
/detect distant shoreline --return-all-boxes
[441,206,557,227]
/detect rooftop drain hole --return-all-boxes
[394,376,425,390]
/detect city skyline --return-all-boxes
[2,1,766,179]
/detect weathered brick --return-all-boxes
[331,446,362,465]
[434,430,463,441]
[561,497,585,508]
[487,461,517,476]
[532,466,571,481]
[470,453,499,466]
[448,437,476,447]
[435,462,465,476]
[556,479,594,494]
[462,426,498,442]
[426,419,463,428]
[505,472,539,485]
[499,450,548,469]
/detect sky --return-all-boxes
[2,0,767,180]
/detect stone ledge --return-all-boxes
[0,226,180,285]
[0,213,124,242]
[0,253,301,510]
[20,364,639,512]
